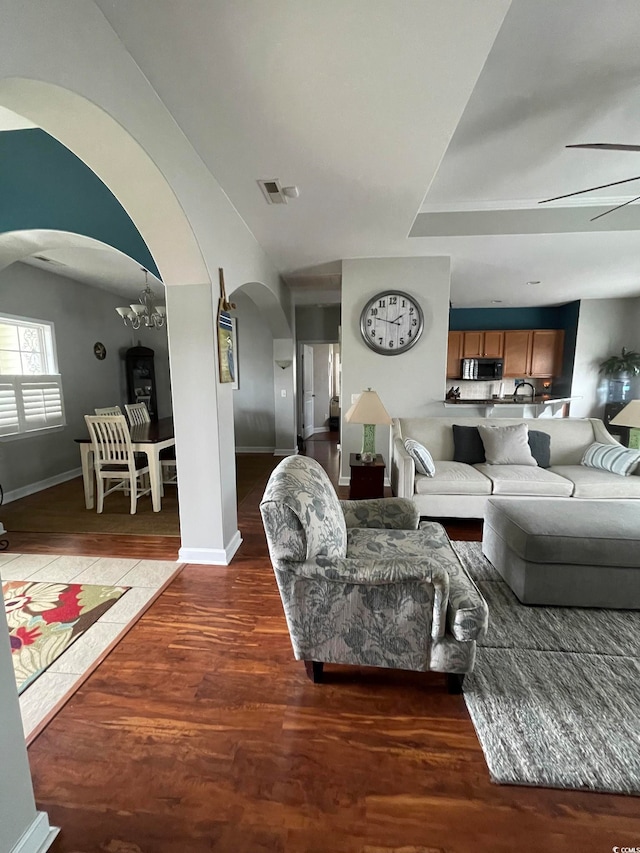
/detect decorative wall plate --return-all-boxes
[93,342,107,360]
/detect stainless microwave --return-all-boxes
[461,358,504,380]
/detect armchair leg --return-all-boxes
[446,673,465,695]
[304,661,324,683]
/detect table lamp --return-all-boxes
[609,400,640,448]
[344,388,392,463]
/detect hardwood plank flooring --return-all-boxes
[16,436,639,851]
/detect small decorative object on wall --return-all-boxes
[217,267,238,386]
[359,290,424,355]
[93,341,106,360]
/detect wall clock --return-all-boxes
[93,342,107,360]
[359,290,424,355]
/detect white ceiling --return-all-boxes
[6,1,640,310]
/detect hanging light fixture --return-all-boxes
[116,268,166,330]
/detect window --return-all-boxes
[0,314,65,438]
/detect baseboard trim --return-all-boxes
[4,468,82,504]
[338,475,350,487]
[178,530,243,565]
[235,447,275,454]
[11,812,59,853]
[313,427,329,434]
[273,448,298,457]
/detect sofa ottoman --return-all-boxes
[482,498,640,609]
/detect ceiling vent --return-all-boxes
[258,178,287,204]
[32,255,66,266]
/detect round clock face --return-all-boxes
[93,342,107,360]
[360,290,424,355]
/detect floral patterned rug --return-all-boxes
[3,580,129,694]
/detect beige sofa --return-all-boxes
[391,416,640,518]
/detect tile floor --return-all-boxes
[0,551,182,743]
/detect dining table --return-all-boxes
[75,416,175,512]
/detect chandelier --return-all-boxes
[116,269,166,330]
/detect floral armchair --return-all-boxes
[260,455,488,692]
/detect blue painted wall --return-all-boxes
[0,129,159,277]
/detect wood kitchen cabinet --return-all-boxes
[447,330,463,378]
[503,329,564,378]
[461,330,504,359]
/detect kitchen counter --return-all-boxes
[443,396,579,417]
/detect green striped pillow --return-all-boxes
[581,442,640,476]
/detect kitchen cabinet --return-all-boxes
[461,330,504,359]
[503,330,564,378]
[447,331,463,378]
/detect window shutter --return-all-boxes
[0,379,20,437]
[0,375,65,437]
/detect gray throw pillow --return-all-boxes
[528,430,551,468]
[477,423,537,466]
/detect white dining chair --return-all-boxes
[95,406,122,415]
[124,402,150,425]
[125,402,177,487]
[84,414,151,514]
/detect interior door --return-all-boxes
[302,344,315,440]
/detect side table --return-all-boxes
[349,453,385,499]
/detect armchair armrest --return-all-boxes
[279,554,449,639]
[340,498,419,530]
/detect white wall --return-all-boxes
[232,290,275,451]
[0,261,172,497]
[571,297,640,418]
[340,257,450,481]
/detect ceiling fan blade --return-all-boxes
[539,174,640,204]
[567,143,640,151]
[590,192,640,222]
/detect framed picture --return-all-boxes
[218,311,239,389]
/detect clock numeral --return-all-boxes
[370,308,378,316]
[412,319,418,326]
[388,341,394,348]
[408,330,412,338]
[367,319,372,326]
[399,338,405,346]
[409,307,414,314]
[378,338,383,345]
[401,299,406,307]
[389,296,397,305]
[371,329,375,337]
[378,299,386,308]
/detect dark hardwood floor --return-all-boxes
[14,436,638,851]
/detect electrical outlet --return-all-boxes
[281,389,287,398]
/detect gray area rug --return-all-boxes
[452,541,640,795]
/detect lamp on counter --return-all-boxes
[609,400,640,447]
[345,388,392,463]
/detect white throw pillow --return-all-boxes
[581,442,640,476]
[404,438,435,476]
[477,423,537,466]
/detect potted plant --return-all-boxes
[599,347,640,402]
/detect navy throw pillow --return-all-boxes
[452,424,486,464]
[528,430,551,468]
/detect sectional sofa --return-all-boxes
[391,416,640,517]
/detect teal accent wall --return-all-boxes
[0,129,159,278]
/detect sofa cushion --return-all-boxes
[528,429,551,468]
[474,464,574,496]
[581,442,640,476]
[549,465,640,498]
[404,438,435,476]
[414,461,492,496]
[477,423,537,466]
[452,424,485,464]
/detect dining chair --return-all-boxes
[125,402,177,486]
[95,406,122,415]
[84,414,151,514]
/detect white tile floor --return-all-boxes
[0,551,182,742]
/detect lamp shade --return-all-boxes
[609,400,640,428]
[344,389,392,425]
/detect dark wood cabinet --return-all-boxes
[125,346,158,420]
[349,453,385,499]
[447,331,463,378]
